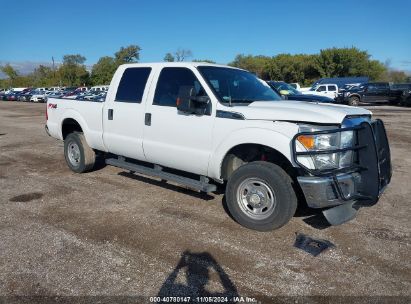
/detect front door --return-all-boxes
[143,67,215,176]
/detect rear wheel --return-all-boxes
[64,132,95,173]
[348,96,360,106]
[225,161,297,231]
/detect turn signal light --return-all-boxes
[297,135,315,150]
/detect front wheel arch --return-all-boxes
[220,144,297,181]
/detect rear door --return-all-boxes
[327,84,338,99]
[102,66,154,160]
[142,66,215,175]
[377,83,390,102]
[363,84,379,102]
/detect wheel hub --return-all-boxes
[236,177,277,220]
[67,141,81,166]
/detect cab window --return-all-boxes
[153,67,207,107]
[115,67,152,103]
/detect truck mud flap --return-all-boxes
[322,202,358,226]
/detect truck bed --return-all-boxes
[46,98,106,152]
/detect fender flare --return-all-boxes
[60,109,92,144]
[207,127,295,180]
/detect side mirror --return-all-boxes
[176,86,210,115]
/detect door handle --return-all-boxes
[145,113,151,126]
[108,109,113,120]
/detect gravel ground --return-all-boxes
[0,102,410,303]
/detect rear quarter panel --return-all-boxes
[46,98,106,151]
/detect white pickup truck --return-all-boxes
[302,84,339,99]
[46,62,391,231]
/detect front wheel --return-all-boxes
[64,132,96,173]
[225,161,297,231]
[348,96,360,106]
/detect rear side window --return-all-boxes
[153,67,205,107]
[328,85,337,91]
[115,67,151,103]
[376,83,389,89]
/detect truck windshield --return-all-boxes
[197,66,281,105]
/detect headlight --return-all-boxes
[296,125,355,170]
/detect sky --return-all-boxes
[1,0,410,75]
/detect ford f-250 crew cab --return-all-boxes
[46,62,392,231]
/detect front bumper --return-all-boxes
[298,173,361,209]
[294,119,392,225]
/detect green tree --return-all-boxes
[91,56,116,85]
[164,53,175,62]
[31,65,54,86]
[0,64,18,87]
[114,45,141,65]
[58,54,89,86]
[380,69,409,83]
[229,55,272,79]
[313,47,386,80]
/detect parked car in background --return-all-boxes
[302,83,339,99]
[267,81,334,103]
[89,85,109,93]
[48,87,62,92]
[30,90,47,103]
[312,77,369,90]
[62,87,85,99]
[11,87,28,93]
[394,84,411,106]
[18,89,35,102]
[336,82,403,106]
[289,83,301,90]
[47,91,65,99]
[339,83,361,92]
[5,92,19,101]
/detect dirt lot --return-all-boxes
[0,101,410,302]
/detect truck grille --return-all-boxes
[356,119,392,201]
[372,119,392,191]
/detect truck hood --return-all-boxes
[230,100,371,124]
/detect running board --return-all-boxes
[105,157,217,193]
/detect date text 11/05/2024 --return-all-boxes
[149,296,257,303]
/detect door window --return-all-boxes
[317,86,326,92]
[328,85,337,91]
[115,67,151,103]
[153,67,207,107]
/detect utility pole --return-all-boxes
[52,56,56,86]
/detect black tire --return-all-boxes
[64,132,96,173]
[389,99,400,106]
[348,96,360,106]
[225,161,297,231]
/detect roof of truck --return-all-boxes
[118,62,242,69]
